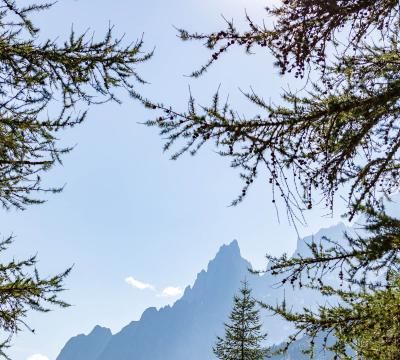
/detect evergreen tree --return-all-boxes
[0,0,150,209]
[141,0,400,222]
[139,0,400,358]
[264,207,400,359]
[0,0,149,355]
[213,281,268,360]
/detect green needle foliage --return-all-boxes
[213,281,269,360]
[141,0,400,221]
[264,274,400,360]
[262,205,400,359]
[267,205,400,290]
[0,0,150,210]
[139,0,400,358]
[0,236,71,359]
[0,0,150,355]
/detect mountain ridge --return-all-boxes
[57,226,347,360]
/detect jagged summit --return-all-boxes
[216,239,241,257]
[183,240,249,298]
[176,240,251,307]
[207,239,250,273]
[90,326,112,336]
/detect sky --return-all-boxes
[1,1,346,359]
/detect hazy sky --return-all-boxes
[2,1,346,359]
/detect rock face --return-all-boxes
[57,325,112,360]
[57,225,347,360]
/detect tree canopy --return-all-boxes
[0,0,150,210]
[142,0,400,221]
[0,0,149,355]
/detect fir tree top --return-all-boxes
[213,281,269,360]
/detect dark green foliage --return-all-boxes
[262,271,400,360]
[0,235,70,359]
[0,0,150,356]
[213,281,269,360]
[0,0,150,210]
[260,205,400,359]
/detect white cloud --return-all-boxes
[27,355,49,360]
[125,276,155,291]
[158,286,183,298]
[124,277,183,298]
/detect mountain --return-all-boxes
[57,225,347,360]
[98,240,252,360]
[57,326,112,360]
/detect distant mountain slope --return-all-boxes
[57,224,348,360]
[57,326,112,360]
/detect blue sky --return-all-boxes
[1,1,346,359]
